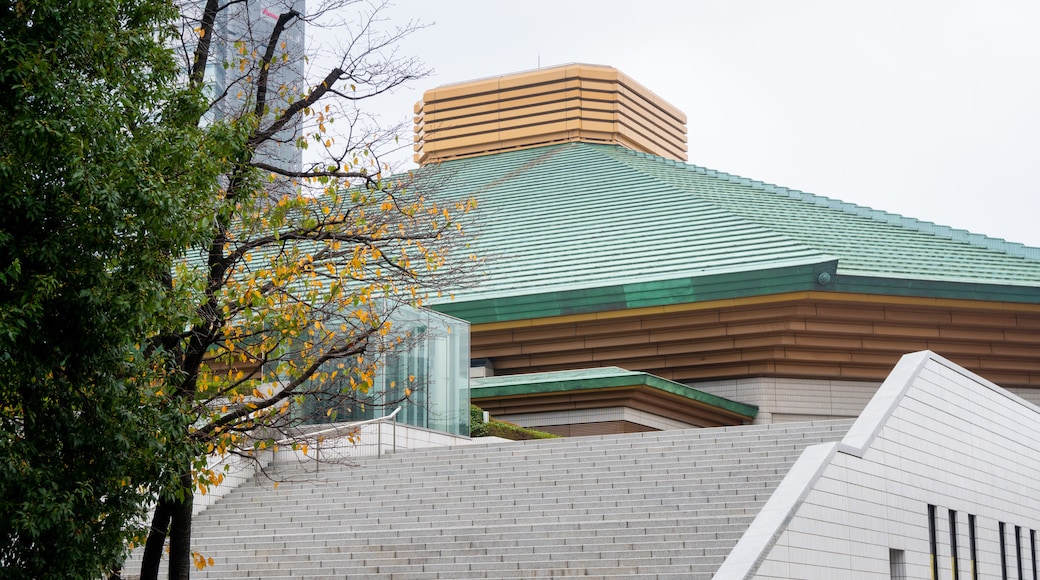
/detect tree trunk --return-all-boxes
[168,472,195,580]
[139,500,173,580]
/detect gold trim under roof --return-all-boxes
[413,63,688,165]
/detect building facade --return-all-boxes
[722,350,1040,579]
[195,0,306,175]
[414,64,1040,436]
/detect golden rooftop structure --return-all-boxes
[413,63,688,165]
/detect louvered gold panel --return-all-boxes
[414,64,687,164]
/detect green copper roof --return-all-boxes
[471,367,758,419]
[424,142,1040,323]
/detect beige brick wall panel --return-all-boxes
[883,308,953,324]
[805,320,877,335]
[717,303,815,323]
[649,326,729,343]
[950,311,1019,327]
[582,332,652,349]
[639,310,722,330]
[726,320,807,336]
[938,326,1007,341]
[813,303,887,321]
[469,342,526,357]
[872,324,941,338]
[734,334,798,349]
[793,334,865,349]
[1003,330,1040,344]
[655,338,735,356]
[519,338,586,355]
[508,324,577,343]
[590,344,660,361]
[924,340,994,356]
[1013,314,1040,329]
[783,349,855,363]
[524,351,595,368]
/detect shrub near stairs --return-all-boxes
[470,404,558,440]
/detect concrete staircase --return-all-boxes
[124,419,852,579]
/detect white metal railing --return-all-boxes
[277,406,401,461]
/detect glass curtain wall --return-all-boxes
[299,305,470,436]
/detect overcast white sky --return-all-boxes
[315,1,1040,248]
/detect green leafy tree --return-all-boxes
[0,0,218,577]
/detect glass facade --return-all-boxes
[190,0,306,176]
[299,305,470,436]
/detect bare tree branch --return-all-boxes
[250,159,378,182]
[192,332,372,440]
[253,10,301,120]
[189,0,220,90]
[250,66,344,147]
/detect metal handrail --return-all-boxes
[276,406,401,458]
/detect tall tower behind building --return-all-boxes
[199,0,306,177]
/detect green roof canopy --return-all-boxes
[471,366,758,419]
[423,142,1040,323]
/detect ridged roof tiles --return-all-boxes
[420,142,1040,323]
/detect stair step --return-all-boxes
[122,419,853,579]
